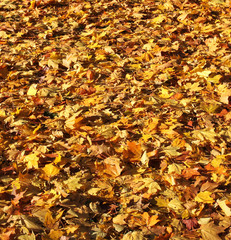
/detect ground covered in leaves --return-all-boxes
[1,0,231,239]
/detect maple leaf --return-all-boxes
[42,164,60,179]
[123,141,142,163]
[142,212,160,227]
[182,218,198,230]
[122,231,144,240]
[103,156,123,177]
[195,191,214,204]
[200,222,224,240]
[113,214,129,225]
[24,153,39,169]
[182,167,201,179]
[0,228,16,240]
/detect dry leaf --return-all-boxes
[200,222,224,240]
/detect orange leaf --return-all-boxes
[124,141,142,162]
[86,69,94,81]
[142,212,159,227]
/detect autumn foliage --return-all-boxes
[1,0,231,239]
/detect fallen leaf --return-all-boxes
[122,231,144,240]
[200,222,224,240]
[27,84,37,96]
[217,200,231,217]
[195,191,214,204]
[42,164,60,179]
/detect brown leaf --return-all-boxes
[0,64,8,79]
[200,222,224,240]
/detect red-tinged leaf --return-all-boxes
[187,120,193,127]
[216,109,228,117]
[182,218,199,230]
[86,69,94,81]
[170,92,183,100]
[32,97,44,105]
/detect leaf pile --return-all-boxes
[1,0,231,239]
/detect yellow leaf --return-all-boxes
[195,191,214,204]
[200,222,224,240]
[168,163,186,174]
[0,109,6,117]
[152,15,166,24]
[88,187,101,196]
[155,197,169,208]
[197,70,211,78]
[144,117,159,134]
[44,210,56,228]
[207,75,222,84]
[103,157,123,177]
[113,214,128,225]
[29,0,36,9]
[54,153,62,164]
[49,230,64,240]
[192,129,217,143]
[168,198,184,214]
[24,154,39,169]
[27,84,37,96]
[211,156,224,168]
[159,87,173,98]
[21,215,43,231]
[32,124,41,134]
[64,174,83,192]
[142,212,159,227]
[66,225,80,234]
[43,164,60,178]
[122,231,144,240]
[48,59,59,69]
[140,151,149,167]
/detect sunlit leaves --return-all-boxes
[1,0,231,238]
[27,84,37,96]
[24,153,39,169]
[123,141,142,163]
[42,164,60,179]
[195,191,214,204]
[142,212,160,227]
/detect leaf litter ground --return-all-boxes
[1,0,231,239]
